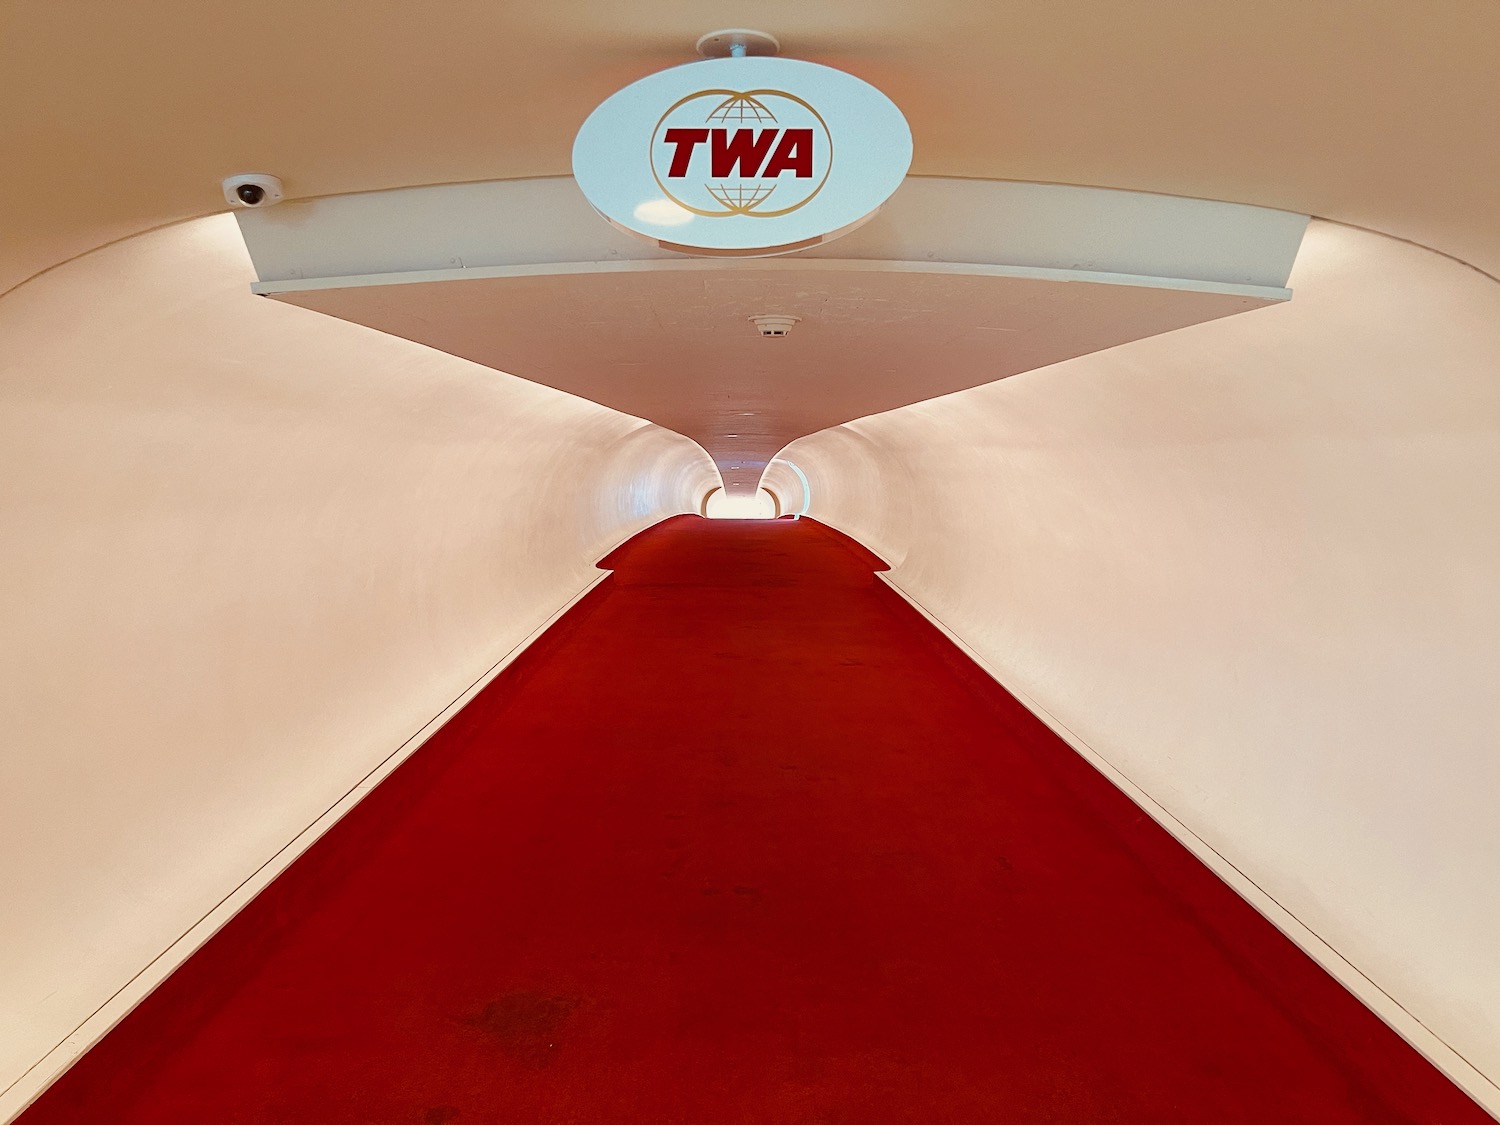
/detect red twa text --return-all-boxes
[662,128,814,178]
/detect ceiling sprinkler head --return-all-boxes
[750,314,800,338]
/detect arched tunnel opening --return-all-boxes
[2,9,1498,1124]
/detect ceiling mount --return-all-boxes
[696,29,780,59]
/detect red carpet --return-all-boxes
[21,516,1488,1123]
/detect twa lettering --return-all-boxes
[662,128,814,179]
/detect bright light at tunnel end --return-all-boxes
[706,489,778,519]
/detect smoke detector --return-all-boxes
[750,314,800,338]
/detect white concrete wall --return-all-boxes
[0,216,716,1102]
[785,220,1500,1104]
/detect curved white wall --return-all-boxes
[785,220,1500,1104]
[0,216,716,1105]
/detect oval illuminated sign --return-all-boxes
[573,57,913,257]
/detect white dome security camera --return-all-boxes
[222,173,284,208]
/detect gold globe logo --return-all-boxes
[650,89,834,218]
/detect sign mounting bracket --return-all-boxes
[695,29,781,60]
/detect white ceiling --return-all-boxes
[258,177,1300,492]
[4,0,1497,298]
[8,0,1483,497]
[275,264,1273,493]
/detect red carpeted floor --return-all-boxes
[21,516,1489,1124]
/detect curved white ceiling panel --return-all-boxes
[238,178,1306,493]
[237,175,1306,290]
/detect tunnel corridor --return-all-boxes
[18,517,1485,1124]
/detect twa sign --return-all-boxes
[651,90,830,217]
[574,57,911,256]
